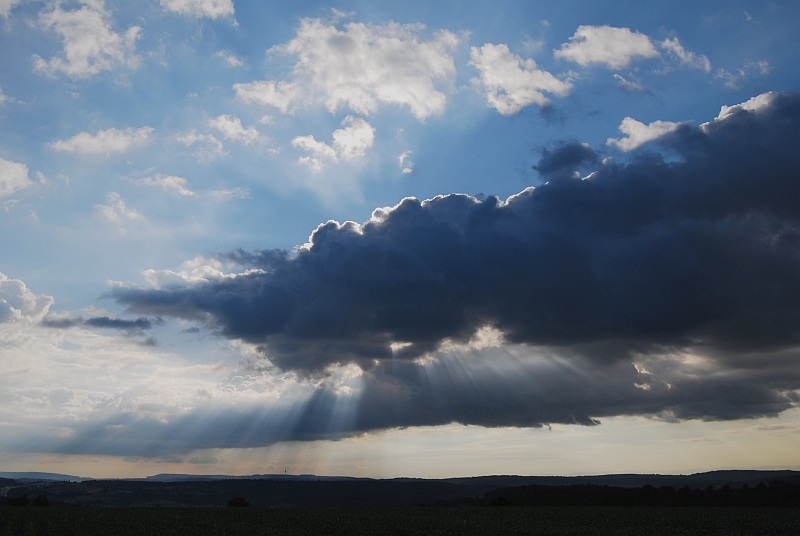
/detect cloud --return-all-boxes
[0,272,53,324]
[291,136,337,171]
[0,0,21,18]
[207,188,250,200]
[233,81,302,115]
[34,0,140,78]
[43,314,156,335]
[176,131,227,162]
[134,174,197,197]
[715,61,771,90]
[51,127,153,154]
[292,116,375,170]
[83,316,153,332]
[160,0,234,19]
[188,452,218,464]
[0,277,288,458]
[0,158,33,197]
[659,38,710,72]
[469,43,571,115]
[606,117,682,151]
[399,151,413,174]
[331,116,375,159]
[235,18,461,120]
[533,142,599,179]
[214,50,243,67]
[712,92,777,123]
[140,255,258,290]
[613,74,647,93]
[555,25,658,69]
[208,115,260,145]
[109,92,800,436]
[95,192,143,223]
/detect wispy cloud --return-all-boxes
[134,174,197,197]
[95,192,144,224]
[51,127,153,154]
[160,0,234,19]
[660,37,711,72]
[213,50,243,67]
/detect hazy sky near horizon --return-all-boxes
[2,0,800,478]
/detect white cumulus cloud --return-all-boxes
[469,43,571,115]
[51,127,153,154]
[703,92,778,128]
[208,115,260,145]
[160,0,234,19]
[292,116,375,171]
[236,18,460,120]
[607,117,682,151]
[34,0,141,79]
[555,25,658,70]
[331,116,375,160]
[660,38,710,72]
[0,158,33,197]
[0,272,54,324]
[716,92,777,121]
[134,174,197,197]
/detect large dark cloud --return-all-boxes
[106,92,800,438]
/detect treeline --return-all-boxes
[6,479,800,508]
[5,494,51,507]
[478,481,800,507]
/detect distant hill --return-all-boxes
[131,469,800,488]
[4,469,798,489]
[0,472,88,482]
[4,470,799,507]
[442,470,800,490]
[144,473,370,482]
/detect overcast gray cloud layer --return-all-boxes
[96,92,800,451]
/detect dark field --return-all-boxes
[2,506,800,535]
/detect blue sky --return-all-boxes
[1,0,800,478]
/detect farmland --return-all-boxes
[2,506,800,535]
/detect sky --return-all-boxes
[1,0,800,479]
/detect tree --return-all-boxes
[7,494,29,507]
[227,497,251,507]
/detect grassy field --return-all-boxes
[2,506,800,535]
